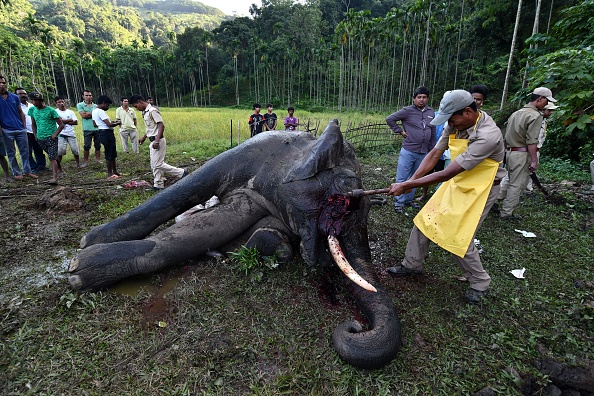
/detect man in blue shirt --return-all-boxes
[0,75,36,180]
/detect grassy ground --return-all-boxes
[0,108,593,395]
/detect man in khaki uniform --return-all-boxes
[129,95,186,191]
[499,87,556,219]
[386,90,505,304]
[498,101,559,196]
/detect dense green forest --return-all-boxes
[0,0,592,161]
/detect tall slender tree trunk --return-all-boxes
[389,30,398,107]
[546,0,554,33]
[453,0,465,88]
[338,44,344,112]
[206,44,211,106]
[48,48,58,95]
[522,0,542,88]
[234,54,239,106]
[501,0,523,110]
[420,3,432,85]
[61,59,71,102]
[397,26,408,107]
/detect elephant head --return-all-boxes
[68,120,401,369]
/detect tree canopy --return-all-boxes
[0,0,592,161]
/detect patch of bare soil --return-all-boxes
[1,187,87,259]
[0,160,153,298]
[35,186,85,212]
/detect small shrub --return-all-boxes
[227,245,279,282]
[538,157,590,183]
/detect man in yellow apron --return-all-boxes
[386,90,506,304]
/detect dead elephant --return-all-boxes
[68,120,401,369]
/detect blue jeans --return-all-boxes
[395,147,427,207]
[2,129,31,176]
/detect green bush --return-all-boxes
[521,1,594,163]
[227,245,280,282]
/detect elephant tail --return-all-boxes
[332,293,402,369]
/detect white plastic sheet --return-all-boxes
[510,268,526,279]
[514,229,536,238]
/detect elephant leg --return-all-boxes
[69,193,270,291]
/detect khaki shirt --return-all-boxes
[504,104,543,147]
[116,106,137,131]
[143,104,163,138]
[436,111,506,180]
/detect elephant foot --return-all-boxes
[68,240,158,292]
[246,227,294,263]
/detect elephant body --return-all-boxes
[69,120,401,369]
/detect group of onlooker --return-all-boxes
[248,103,299,136]
[0,77,185,190]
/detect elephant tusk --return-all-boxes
[327,235,377,293]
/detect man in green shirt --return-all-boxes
[28,92,65,185]
[76,89,100,167]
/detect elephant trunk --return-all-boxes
[331,225,401,369]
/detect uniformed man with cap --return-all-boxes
[499,87,556,219]
[386,90,505,304]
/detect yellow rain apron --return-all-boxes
[413,134,500,257]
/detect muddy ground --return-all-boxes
[1,152,594,395]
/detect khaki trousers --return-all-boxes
[499,151,540,196]
[149,138,184,188]
[500,151,531,217]
[401,185,500,291]
[120,128,138,153]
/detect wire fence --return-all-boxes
[306,119,397,152]
[340,121,396,152]
[230,118,397,152]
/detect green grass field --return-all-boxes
[1,107,592,395]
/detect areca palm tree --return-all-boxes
[501,0,523,110]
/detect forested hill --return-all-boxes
[1,0,592,163]
[116,0,225,17]
[25,0,227,47]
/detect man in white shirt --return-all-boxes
[55,97,80,168]
[92,95,121,179]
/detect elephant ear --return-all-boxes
[284,119,345,183]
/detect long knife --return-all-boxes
[530,172,548,195]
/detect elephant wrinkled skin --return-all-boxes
[68,120,401,369]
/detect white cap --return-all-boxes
[430,90,474,126]
[532,87,557,102]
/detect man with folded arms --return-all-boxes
[499,87,556,220]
